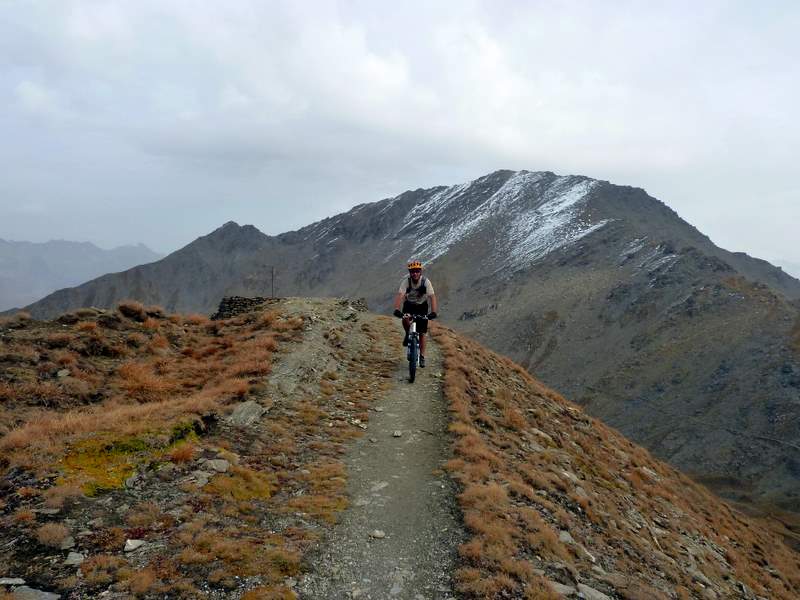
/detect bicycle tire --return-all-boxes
[408,335,417,383]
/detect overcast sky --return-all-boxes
[1,1,798,266]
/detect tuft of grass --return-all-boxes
[44,333,73,348]
[116,362,176,403]
[36,522,70,548]
[168,442,197,463]
[76,321,98,333]
[128,567,158,596]
[184,313,209,326]
[118,300,147,321]
[43,484,84,509]
[80,554,129,587]
[13,508,36,524]
[205,465,274,501]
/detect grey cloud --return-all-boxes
[0,1,799,261]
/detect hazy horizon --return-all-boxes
[2,2,799,262]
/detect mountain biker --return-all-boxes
[393,260,438,368]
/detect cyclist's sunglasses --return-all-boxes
[408,268,422,273]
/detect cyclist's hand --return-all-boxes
[427,311,437,320]
[393,309,403,319]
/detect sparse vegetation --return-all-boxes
[117,300,147,321]
[4,300,796,598]
[0,299,390,596]
[433,324,800,599]
[36,522,70,547]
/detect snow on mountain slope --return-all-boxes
[390,171,611,272]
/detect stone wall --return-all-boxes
[210,296,277,320]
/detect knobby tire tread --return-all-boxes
[409,335,417,383]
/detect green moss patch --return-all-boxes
[59,421,201,495]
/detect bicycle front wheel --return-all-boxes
[408,336,418,383]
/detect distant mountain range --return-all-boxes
[16,170,800,510]
[0,239,162,312]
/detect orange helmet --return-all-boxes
[407,260,423,270]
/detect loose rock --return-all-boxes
[577,583,612,600]
[228,400,268,426]
[64,552,85,566]
[369,530,386,539]
[190,470,212,487]
[124,539,146,552]
[11,587,60,600]
[59,536,75,550]
[204,459,230,473]
[548,581,576,596]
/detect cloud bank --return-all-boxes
[1,1,798,262]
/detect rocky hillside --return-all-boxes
[433,323,800,599]
[0,240,162,312]
[0,298,798,599]
[17,170,800,511]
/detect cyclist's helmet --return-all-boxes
[407,260,423,270]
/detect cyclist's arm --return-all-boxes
[393,291,405,312]
[429,293,438,314]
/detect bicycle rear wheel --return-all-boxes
[408,335,418,383]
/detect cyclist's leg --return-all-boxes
[417,302,429,366]
[416,302,429,353]
[401,300,413,345]
[402,300,416,330]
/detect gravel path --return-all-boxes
[298,328,464,600]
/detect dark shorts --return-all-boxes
[402,300,429,334]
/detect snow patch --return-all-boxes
[395,171,609,271]
[498,177,608,270]
[621,237,648,258]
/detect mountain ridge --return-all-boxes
[0,239,162,312]
[13,169,800,511]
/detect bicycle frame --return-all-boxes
[405,314,426,383]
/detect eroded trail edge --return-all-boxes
[299,316,463,600]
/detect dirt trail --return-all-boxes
[299,316,464,600]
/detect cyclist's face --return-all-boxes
[409,269,421,281]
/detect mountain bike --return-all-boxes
[405,314,427,383]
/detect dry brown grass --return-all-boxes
[128,567,158,596]
[184,313,209,326]
[126,501,163,528]
[117,300,147,321]
[76,321,98,332]
[168,442,197,463]
[432,324,800,599]
[36,522,70,547]
[43,484,83,509]
[44,333,73,348]
[116,362,176,403]
[80,554,129,587]
[13,508,36,523]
